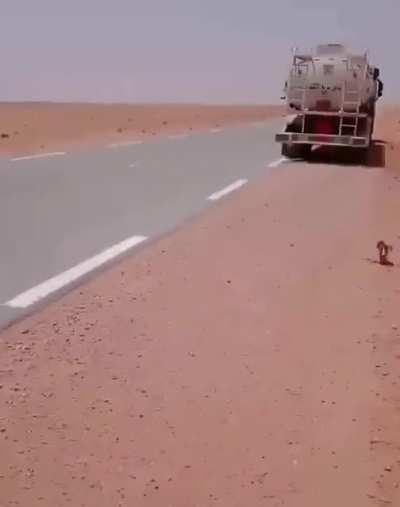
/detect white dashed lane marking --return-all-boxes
[207,179,248,201]
[107,140,143,149]
[11,152,66,162]
[168,134,189,140]
[268,157,288,168]
[5,235,147,309]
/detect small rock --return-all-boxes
[385,466,392,472]
[21,329,30,335]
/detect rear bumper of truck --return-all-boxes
[275,132,370,148]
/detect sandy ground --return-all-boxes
[1,146,400,506]
[0,103,283,156]
[375,104,400,170]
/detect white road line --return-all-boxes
[5,235,147,309]
[11,152,66,162]
[207,179,248,201]
[268,157,288,168]
[168,134,189,140]
[107,140,143,149]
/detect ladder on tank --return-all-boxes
[339,83,362,136]
[288,55,310,132]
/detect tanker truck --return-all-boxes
[275,44,383,160]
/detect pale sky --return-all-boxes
[1,0,399,103]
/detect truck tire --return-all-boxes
[359,146,371,166]
[300,144,312,159]
[281,143,311,160]
[370,113,375,137]
[281,143,301,159]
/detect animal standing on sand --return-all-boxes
[376,241,394,266]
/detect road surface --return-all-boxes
[0,119,283,329]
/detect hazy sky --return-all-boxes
[2,1,399,103]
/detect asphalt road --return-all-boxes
[0,119,285,329]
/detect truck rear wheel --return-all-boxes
[300,144,312,159]
[360,146,374,166]
[281,143,311,160]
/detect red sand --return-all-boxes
[375,104,400,170]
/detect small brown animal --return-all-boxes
[377,241,394,266]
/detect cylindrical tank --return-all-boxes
[285,44,379,113]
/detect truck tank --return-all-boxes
[285,44,380,113]
[275,43,383,160]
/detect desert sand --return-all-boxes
[0,103,283,156]
[375,104,400,170]
[0,107,400,506]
